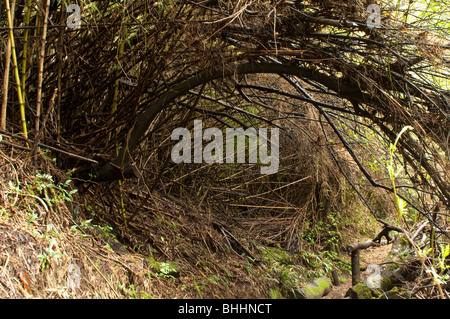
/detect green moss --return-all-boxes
[338,275,348,284]
[351,282,382,299]
[380,287,410,299]
[380,276,392,291]
[394,286,411,299]
[267,288,285,299]
[379,286,411,299]
[299,277,332,299]
[259,245,293,265]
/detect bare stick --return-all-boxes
[35,0,51,136]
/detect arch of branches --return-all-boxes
[65,1,449,217]
[1,1,449,218]
[2,0,450,299]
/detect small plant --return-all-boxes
[34,172,78,206]
[121,281,151,299]
[387,126,448,298]
[420,243,450,285]
[70,219,115,240]
[119,283,143,299]
[386,126,412,221]
[156,262,179,278]
[0,207,10,218]
[438,244,450,275]
[38,229,62,270]
[27,211,39,224]
[147,256,180,278]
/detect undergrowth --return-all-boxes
[0,136,382,298]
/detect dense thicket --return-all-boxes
[1,0,449,298]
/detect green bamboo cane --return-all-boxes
[21,0,33,103]
[6,0,28,139]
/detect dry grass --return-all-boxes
[0,145,283,298]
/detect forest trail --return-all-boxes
[324,243,393,299]
[0,0,447,300]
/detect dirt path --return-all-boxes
[323,243,392,299]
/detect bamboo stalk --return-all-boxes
[5,0,27,139]
[1,5,12,130]
[1,0,15,130]
[112,19,129,231]
[35,0,51,136]
[56,35,63,144]
[21,0,33,103]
